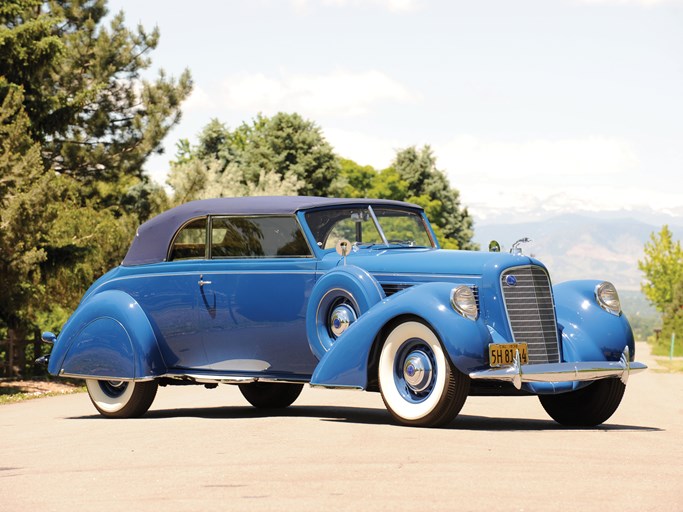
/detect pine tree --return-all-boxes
[1,0,192,201]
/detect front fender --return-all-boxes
[553,280,635,363]
[311,282,491,389]
[47,290,165,380]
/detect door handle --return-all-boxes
[198,275,212,287]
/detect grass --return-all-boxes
[0,378,86,405]
[653,358,683,373]
[0,389,83,405]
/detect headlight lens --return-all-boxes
[595,282,621,316]
[451,285,479,321]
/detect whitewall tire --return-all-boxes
[378,321,469,427]
[85,379,158,418]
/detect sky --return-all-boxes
[107,0,683,225]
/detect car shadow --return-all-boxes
[69,405,661,432]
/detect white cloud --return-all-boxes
[577,0,682,5]
[324,128,401,168]
[439,135,638,181]
[434,135,656,221]
[217,69,418,117]
[182,86,213,112]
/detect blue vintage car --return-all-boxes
[42,196,646,427]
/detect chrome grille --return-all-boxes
[500,266,560,364]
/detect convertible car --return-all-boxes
[41,196,646,427]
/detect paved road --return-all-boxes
[1,343,681,512]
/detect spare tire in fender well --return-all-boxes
[306,265,385,360]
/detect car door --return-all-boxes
[118,217,209,369]
[197,215,319,376]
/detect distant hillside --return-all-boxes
[472,214,683,292]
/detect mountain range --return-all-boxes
[471,213,683,292]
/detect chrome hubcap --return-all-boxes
[99,380,128,398]
[403,350,433,393]
[329,304,357,338]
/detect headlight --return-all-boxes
[595,282,621,316]
[451,285,479,321]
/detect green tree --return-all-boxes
[336,151,475,250]
[1,0,192,201]
[1,1,188,374]
[1,83,133,347]
[659,279,683,356]
[638,226,683,312]
[0,83,49,342]
[168,158,302,204]
[338,158,376,198]
[169,113,340,201]
[391,146,476,250]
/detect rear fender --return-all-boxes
[553,280,635,363]
[47,290,165,380]
[310,282,491,389]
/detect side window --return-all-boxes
[211,216,311,258]
[169,218,207,260]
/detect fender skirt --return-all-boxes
[47,290,165,380]
[310,282,491,389]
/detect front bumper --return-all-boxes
[468,346,647,390]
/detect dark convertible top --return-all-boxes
[121,196,422,266]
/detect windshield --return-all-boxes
[305,206,435,250]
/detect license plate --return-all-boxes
[488,343,528,367]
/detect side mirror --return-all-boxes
[488,240,501,253]
[335,238,351,265]
[41,331,56,344]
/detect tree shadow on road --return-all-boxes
[70,405,661,432]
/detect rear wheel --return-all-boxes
[538,378,625,427]
[378,320,469,427]
[85,379,158,418]
[238,382,304,409]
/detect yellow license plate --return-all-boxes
[488,343,529,367]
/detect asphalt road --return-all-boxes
[1,343,681,512]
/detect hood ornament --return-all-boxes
[510,237,532,256]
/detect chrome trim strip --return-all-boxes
[367,205,389,246]
[160,373,310,385]
[372,272,481,280]
[83,269,319,302]
[58,371,155,382]
[468,347,647,390]
[308,383,364,390]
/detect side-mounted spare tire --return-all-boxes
[306,265,385,360]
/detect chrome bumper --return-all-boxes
[468,346,647,390]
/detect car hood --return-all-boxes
[318,248,546,280]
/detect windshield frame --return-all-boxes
[303,205,437,252]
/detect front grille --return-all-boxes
[500,266,560,364]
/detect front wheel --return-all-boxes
[538,378,626,427]
[238,382,304,409]
[85,379,158,418]
[378,320,469,427]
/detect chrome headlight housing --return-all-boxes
[451,285,479,321]
[595,282,622,316]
